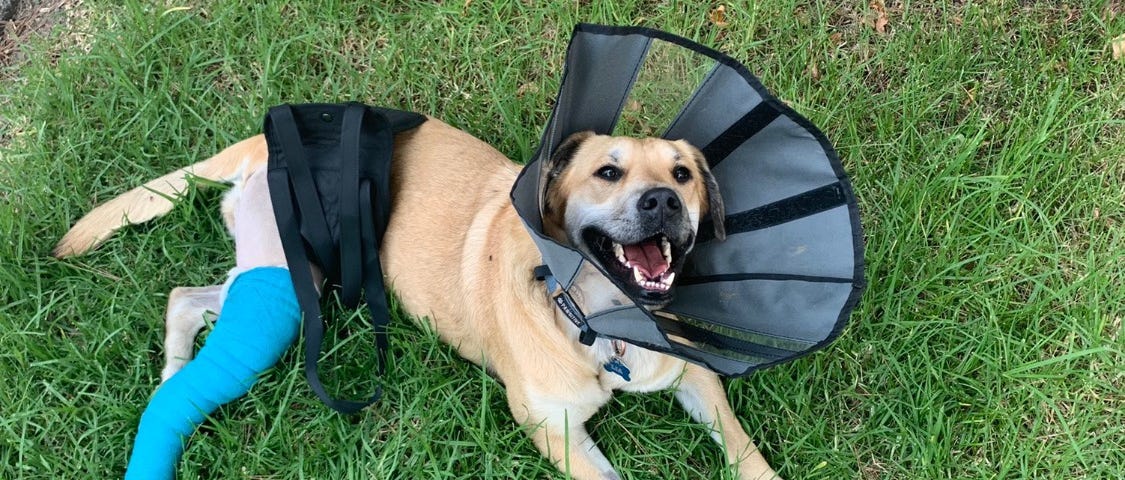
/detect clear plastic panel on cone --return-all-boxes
[614,39,717,139]
[565,260,635,311]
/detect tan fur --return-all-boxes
[53,136,268,258]
[56,118,780,480]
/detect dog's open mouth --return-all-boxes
[581,228,691,304]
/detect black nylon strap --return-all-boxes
[338,105,365,306]
[359,180,391,380]
[267,167,373,413]
[532,264,597,345]
[677,272,853,286]
[267,106,338,274]
[696,182,848,244]
[699,102,781,167]
[355,108,395,391]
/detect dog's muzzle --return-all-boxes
[579,189,695,306]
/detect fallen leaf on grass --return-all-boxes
[874,16,888,34]
[1112,33,1125,60]
[870,0,889,34]
[516,82,538,98]
[962,86,976,107]
[806,60,820,81]
[709,5,728,27]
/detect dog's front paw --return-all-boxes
[601,471,622,480]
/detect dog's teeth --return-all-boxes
[633,266,645,284]
[663,272,675,286]
[613,242,626,265]
[661,236,672,263]
[641,280,669,291]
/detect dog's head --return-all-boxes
[542,131,725,307]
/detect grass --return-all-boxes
[2,0,1124,478]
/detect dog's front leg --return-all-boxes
[161,285,223,383]
[674,364,781,480]
[507,386,621,480]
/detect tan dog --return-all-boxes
[55,117,780,480]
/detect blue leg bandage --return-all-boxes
[124,266,300,480]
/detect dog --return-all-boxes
[55,117,781,480]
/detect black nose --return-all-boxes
[638,187,682,223]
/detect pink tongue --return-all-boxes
[623,241,669,279]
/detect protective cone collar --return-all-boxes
[511,24,865,376]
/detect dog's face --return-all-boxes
[542,131,725,307]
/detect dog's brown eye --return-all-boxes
[595,165,622,182]
[672,166,692,183]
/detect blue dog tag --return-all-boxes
[604,358,631,382]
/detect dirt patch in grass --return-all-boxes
[0,0,79,68]
[1,0,86,150]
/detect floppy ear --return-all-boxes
[693,150,726,241]
[542,131,594,214]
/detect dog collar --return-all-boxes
[514,24,865,377]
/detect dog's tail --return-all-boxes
[53,135,269,258]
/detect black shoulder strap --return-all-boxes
[337,105,366,307]
[266,106,338,273]
[265,102,424,414]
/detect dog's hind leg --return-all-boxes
[674,364,781,480]
[161,285,223,383]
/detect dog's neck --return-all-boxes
[530,213,639,379]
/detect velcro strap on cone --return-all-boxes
[265,102,425,413]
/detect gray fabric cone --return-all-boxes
[511,24,865,376]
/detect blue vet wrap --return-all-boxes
[124,267,300,480]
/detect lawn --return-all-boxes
[1,1,1123,478]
